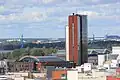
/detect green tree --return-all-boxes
[5,47,58,60]
[25,47,31,55]
[46,48,57,55]
[12,49,23,59]
[30,48,45,56]
[6,52,13,59]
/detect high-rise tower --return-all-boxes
[66,13,88,65]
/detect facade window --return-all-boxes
[61,74,66,79]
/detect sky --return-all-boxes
[0,0,120,38]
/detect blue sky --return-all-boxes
[0,0,120,38]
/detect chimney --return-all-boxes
[73,13,74,15]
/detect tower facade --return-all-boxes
[66,13,88,65]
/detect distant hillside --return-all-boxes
[0,40,120,50]
[88,40,120,50]
[0,42,65,50]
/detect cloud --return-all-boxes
[0,1,119,24]
[91,0,100,3]
[42,0,56,4]
[78,11,99,17]
[77,10,120,21]
[21,11,46,21]
[0,10,48,24]
[0,0,120,38]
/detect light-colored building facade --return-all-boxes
[112,46,120,55]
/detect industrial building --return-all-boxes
[66,13,88,65]
[88,49,111,65]
[19,56,75,68]
[52,69,78,80]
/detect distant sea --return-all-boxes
[0,49,65,55]
[57,50,65,54]
[0,50,13,53]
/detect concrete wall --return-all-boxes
[52,70,67,80]
[98,55,105,66]
[83,63,92,72]
[14,77,24,80]
[66,25,69,61]
[67,70,78,80]
[112,46,120,55]
[7,72,28,77]
[33,73,46,78]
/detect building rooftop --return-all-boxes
[88,49,111,54]
[108,54,119,60]
[37,56,65,62]
[19,55,65,62]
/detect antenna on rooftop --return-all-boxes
[76,8,78,14]
[93,34,95,41]
[20,34,24,48]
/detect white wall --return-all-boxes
[103,64,110,70]
[25,79,35,80]
[110,60,118,68]
[66,25,69,61]
[14,77,24,80]
[0,60,8,72]
[75,66,82,72]
[112,46,120,55]
[7,72,28,77]
[67,70,78,80]
[83,63,92,72]
[98,55,105,66]
[33,73,46,78]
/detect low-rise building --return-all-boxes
[112,46,120,55]
[52,69,78,80]
[88,49,110,65]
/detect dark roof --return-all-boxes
[88,49,111,54]
[37,56,65,62]
[88,54,97,57]
[19,56,65,62]
[106,35,120,39]
[108,54,119,60]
